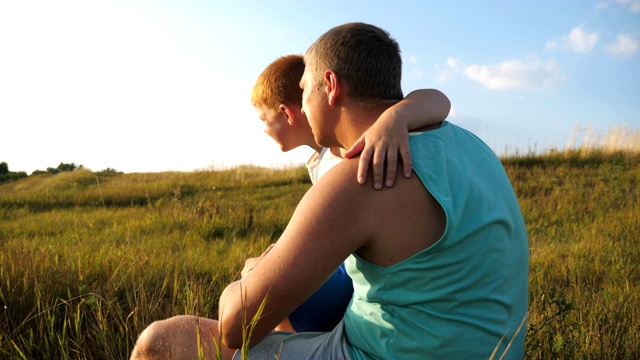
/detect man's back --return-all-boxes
[341,122,529,360]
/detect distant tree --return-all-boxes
[42,162,80,175]
[57,163,78,172]
[0,162,27,184]
[10,172,27,180]
[96,168,122,175]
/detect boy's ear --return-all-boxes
[324,70,340,106]
[278,104,296,125]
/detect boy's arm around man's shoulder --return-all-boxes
[218,158,374,349]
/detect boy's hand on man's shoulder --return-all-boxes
[344,132,412,190]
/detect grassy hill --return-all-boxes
[1,151,638,359]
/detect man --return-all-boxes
[131,22,528,360]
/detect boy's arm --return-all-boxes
[344,89,450,189]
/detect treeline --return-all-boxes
[31,162,81,175]
[0,162,121,185]
[0,162,27,184]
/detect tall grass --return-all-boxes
[0,166,309,359]
[1,145,639,358]
[565,123,640,155]
[503,148,639,359]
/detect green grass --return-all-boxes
[504,149,640,359]
[1,152,639,359]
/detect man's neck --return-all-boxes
[307,142,323,154]
[336,105,390,150]
[329,147,344,158]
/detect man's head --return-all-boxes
[251,55,316,152]
[301,22,403,148]
[304,22,403,108]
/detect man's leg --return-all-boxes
[130,315,236,360]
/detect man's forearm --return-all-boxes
[218,280,244,349]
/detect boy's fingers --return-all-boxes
[242,257,260,278]
[385,145,398,188]
[372,147,386,190]
[345,136,365,159]
[261,243,275,257]
[399,143,412,178]
[242,244,275,278]
[357,146,373,184]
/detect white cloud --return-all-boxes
[436,71,453,83]
[545,39,558,51]
[463,59,567,90]
[446,57,461,70]
[435,57,462,83]
[563,26,599,53]
[605,33,639,58]
[404,55,425,80]
[612,0,640,13]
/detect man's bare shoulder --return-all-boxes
[306,158,390,219]
[310,157,446,267]
[314,157,372,193]
[300,157,377,228]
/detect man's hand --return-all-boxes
[240,244,275,279]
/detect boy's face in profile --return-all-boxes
[255,104,296,152]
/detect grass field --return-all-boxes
[1,149,638,359]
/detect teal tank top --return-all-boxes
[344,122,529,360]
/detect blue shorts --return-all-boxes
[233,320,352,360]
[288,263,353,332]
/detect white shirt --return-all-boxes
[306,147,343,184]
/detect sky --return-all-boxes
[1,0,638,174]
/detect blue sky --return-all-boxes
[1,0,638,173]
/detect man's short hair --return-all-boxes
[251,54,305,109]
[305,22,403,108]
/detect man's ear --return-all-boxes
[324,70,340,106]
[279,104,296,126]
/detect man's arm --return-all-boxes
[344,89,451,189]
[218,153,445,348]
[218,160,373,349]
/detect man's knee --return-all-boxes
[130,319,173,360]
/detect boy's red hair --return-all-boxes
[251,55,305,110]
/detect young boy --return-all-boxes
[250,54,451,333]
